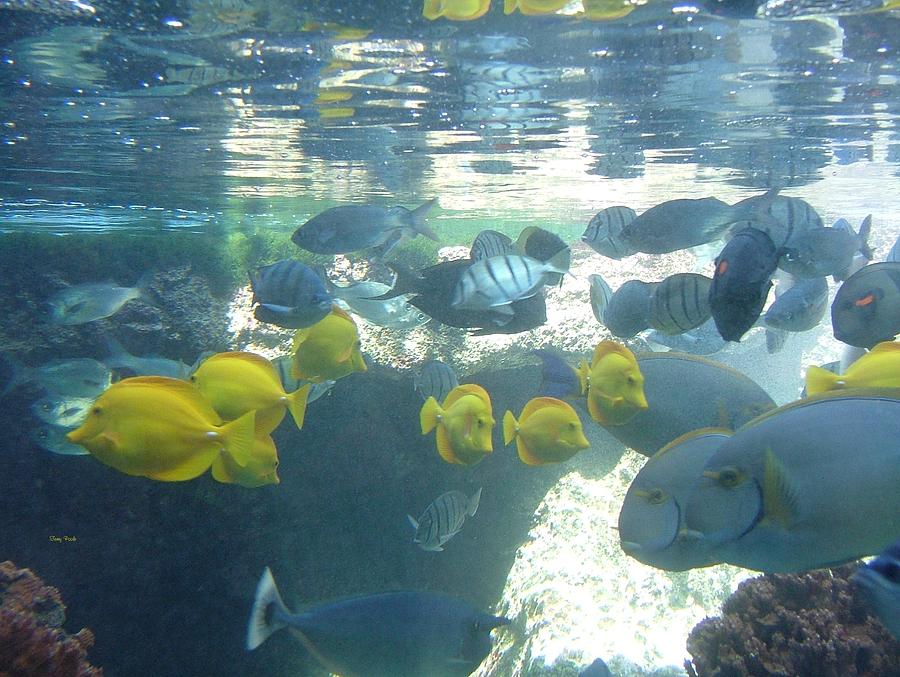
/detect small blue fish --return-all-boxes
[249,259,332,329]
[852,538,900,640]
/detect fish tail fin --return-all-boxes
[502,410,519,445]
[366,263,420,300]
[410,198,439,242]
[546,248,571,277]
[532,349,581,399]
[857,214,874,260]
[468,487,482,517]
[135,271,159,306]
[246,567,290,651]
[420,396,441,434]
[805,365,839,396]
[286,383,311,429]
[220,410,256,468]
[0,352,26,397]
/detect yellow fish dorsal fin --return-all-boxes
[868,340,900,354]
[761,448,798,529]
[520,396,567,422]
[443,383,491,410]
[117,376,221,421]
[651,427,733,460]
[591,340,637,370]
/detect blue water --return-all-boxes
[1,1,899,676]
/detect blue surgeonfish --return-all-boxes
[247,567,508,676]
[619,429,731,571]
[852,538,900,641]
[685,390,900,573]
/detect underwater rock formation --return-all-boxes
[0,560,102,676]
[685,564,900,677]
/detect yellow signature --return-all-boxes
[49,535,77,543]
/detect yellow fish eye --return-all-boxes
[91,406,103,416]
[647,488,666,505]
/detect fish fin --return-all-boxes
[135,271,159,306]
[591,340,639,370]
[286,383,311,429]
[422,0,442,19]
[532,349,580,398]
[762,448,799,528]
[521,396,564,420]
[546,248,571,277]
[407,514,418,530]
[367,263,421,300]
[869,340,900,354]
[420,396,441,434]
[468,487,482,517]
[857,214,874,260]
[410,198,439,241]
[576,360,591,395]
[490,303,516,317]
[210,454,234,484]
[652,427,732,459]
[766,328,788,354]
[502,410,519,445]
[804,365,839,396]
[246,567,290,651]
[435,424,463,464]
[586,392,610,425]
[516,437,545,466]
[442,383,491,409]
[220,410,256,468]
[588,273,612,326]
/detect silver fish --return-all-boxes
[764,276,829,332]
[451,253,567,313]
[588,274,614,326]
[831,262,900,349]
[582,206,638,259]
[414,360,459,404]
[329,280,430,329]
[778,216,873,279]
[29,424,90,456]
[271,355,334,403]
[3,356,113,397]
[103,335,191,379]
[407,488,482,552]
[647,273,712,335]
[31,394,94,427]
[730,195,822,249]
[48,277,151,325]
[470,230,515,261]
[852,539,900,641]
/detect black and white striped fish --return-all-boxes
[414,360,459,405]
[451,252,568,313]
[470,230,515,261]
[582,206,638,259]
[730,195,822,249]
[407,488,482,552]
[647,273,712,335]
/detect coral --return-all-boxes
[685,564,900,677]
[0,560,102,677]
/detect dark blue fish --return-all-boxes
[709,227,779,342]
[852,538,900,641]
[249,259,332,329]
[831,261,900,348]
[247,567,508,677]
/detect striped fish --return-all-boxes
[414,360,458,404]
[407,488,482,552]
[730,195,822,249]
[582,206,638,259]
[647,273,712,335]
[470,230,515,261]
[249,259,333,329]
[451,252,568,312]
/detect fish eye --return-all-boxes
[476,418,485,428]
[626,376,635,385]
[717,468,742,488]
[568,422,577,429]
[647,488,666,505]
[91,406,102,415]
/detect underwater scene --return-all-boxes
[2,0,900,675]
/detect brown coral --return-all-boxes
[0,561,102,677]
[685,564,900,677]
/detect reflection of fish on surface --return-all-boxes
[503,396,590,465]
[423,0,492,20]
[47,274,155,325]
[831,262,900,349]
[852,538,900,641]
[805,340,900,396]
[247,567,509,677]
[504,0,570,14]
[290,306,367,383]
[414,359,459,404]
[249,259,333,329]
[582,205,638,259]
[420,383,495,465]
[408,487,482,551]
[619,428,731,571]
[576,341,648,425]
[685,389,900,572]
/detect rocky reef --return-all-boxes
[685,564,900,677]
[0,560,101,676]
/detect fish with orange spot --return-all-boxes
[576,341,648,425]
[502,397,589,465]
[420,384,495,465]
[831,262,900,349]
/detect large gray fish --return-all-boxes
[407,488,482,552]
[685,390,900,573]
[778,215,873,280]
[730,194,822,248]
[48,276,153,325]
[619,429,731,571]
[31,394,93,427]
[414,360,459,404]
[470,230,515,261]
[646,318,727,355]
[591,276,652,339]
[451,252,568,313]
[618,189,779,255]
[764,275,829,332]
[852,539,900,641]
[582,206,638,259]
[103,335,191,379]
[2,356,112,398]
[247,567,508,677]
[29,424,90,456]
[249,259,333,329]
[291,199,438,256]
[328,279,430,329]
[831,262,900,348]
[647,273,712,335]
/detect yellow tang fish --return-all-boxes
[581,0,636,20]
[420,384,495,465]
[291,306,367,383]
[423,0,492,20]
[66,376,255,482]
[577,340,648,425]
[503,396,589,465]
[504,0,570,14]
[211,432,279,488]
[805,341,900,396]
[191,351,310,434]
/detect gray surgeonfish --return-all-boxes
[684,390,900,573]
[582,206,638,259]
[291,199,438,256]
[619,428,731,571]
[451,252,568,313]
[414,360,459,404]
[249,259,333,329]
[647,273,712,335]
[764,275,829,332]
[778,215,873,280]
[617,189,779,255]
[408,488,482,552]
[709,227,779,342]
[852,538,900,641]
[593,278,653,338]
[247,567,508,677]
[470,229,515,261]
[831,262,900,348]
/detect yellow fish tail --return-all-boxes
[420,397,442,435]
[286,383,311,429]
[805,365,840,396]
[219,410,256,468]
[502,410,519,445]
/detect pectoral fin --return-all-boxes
[761,448,799,528]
